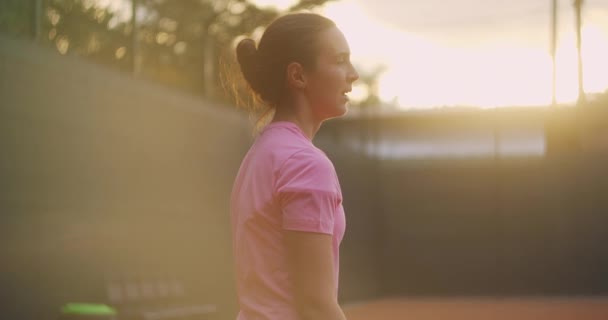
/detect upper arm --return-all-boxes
[285,230,336,309]
[277,150,340,234]
[277,150,340,308]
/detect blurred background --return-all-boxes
[1,0,608,319]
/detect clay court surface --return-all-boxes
[343,296,608,320]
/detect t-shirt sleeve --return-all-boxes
[276,149,340,235]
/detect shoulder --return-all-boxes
[281,147,334,174]
[276,147,338,193]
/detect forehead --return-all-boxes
[316,26,350,56]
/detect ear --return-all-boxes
[286,62,307,90]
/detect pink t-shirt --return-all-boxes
[230,121,346,320]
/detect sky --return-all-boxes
[101,0,608,109]
[253,0,608,109]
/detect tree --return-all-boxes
[1,0,334,103]
[355,65,386,110]
[574,0,586,105]
[136,0,334,100]
[135,0,280,98]
[40,0,132,72]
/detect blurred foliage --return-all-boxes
[41,0,133,72]
[353,65,387,110]
[0,0,346,105]
[137,0,279,97]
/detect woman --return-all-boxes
[230,12,359,320]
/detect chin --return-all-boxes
[326,104,348,120]
[318,101,348,121]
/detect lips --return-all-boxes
[341,87,352,99]
[341,92,350,102]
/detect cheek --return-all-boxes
[305,64,348,115]
[313,68,344,99]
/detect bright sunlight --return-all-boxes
[254,0,608,109]
[322,1,608,109]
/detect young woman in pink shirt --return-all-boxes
[229,13,359,320]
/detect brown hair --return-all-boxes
[224,13,336,129]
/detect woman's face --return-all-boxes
[304,26,359,120]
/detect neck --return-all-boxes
[271,97,322,141]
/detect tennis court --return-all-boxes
[344,296,608,320]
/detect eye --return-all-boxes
[336,56,349,64]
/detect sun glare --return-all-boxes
[250,0,298,11]
[322,1,608,109]
[556,25,608,100]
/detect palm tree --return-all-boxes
[574,0,586,105]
